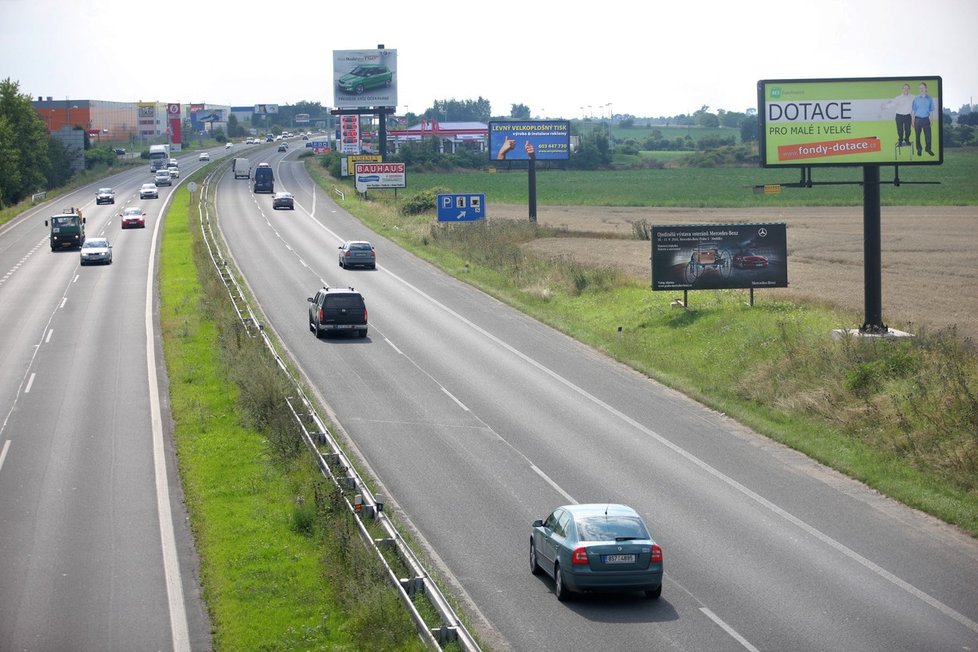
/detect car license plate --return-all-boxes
[335,324,352,329]
[604,554,635,564]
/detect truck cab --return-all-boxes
[45,208,86,251]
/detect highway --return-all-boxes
[2,138,976,651]
[214,147,978,651]
[0,151,216,650]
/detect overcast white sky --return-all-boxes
[2,0,976,118]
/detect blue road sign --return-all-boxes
[437,193,486,222]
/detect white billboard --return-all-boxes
[333,49,397,109]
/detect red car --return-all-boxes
[120,207,146,229]
[733,252,768,269]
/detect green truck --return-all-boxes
[45,207,86,250]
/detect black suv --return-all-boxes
[307,287,368,338]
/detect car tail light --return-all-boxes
[363,308,368,322]
[319,309,325,321]
[650,544,663,564]
[571,547,589,565]
[344,251,351,258]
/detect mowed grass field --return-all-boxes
[412,149,978,207]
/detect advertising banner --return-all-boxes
[254,104,279,115]
[167,103,182,147]
[333,49,398,109]
[339,114,360,154]
[354,162,405,192]
[488,120,571,161]
[758,77,942,167]
[651,223,788,291]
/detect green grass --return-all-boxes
[418,149,978,207]
[311,158,978,537]
[160,171,426,650]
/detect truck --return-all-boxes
[45,207,86,251]
[149,144,171,172]
[253,163,274,193]
[233,157,250,179]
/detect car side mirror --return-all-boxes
[307,297,314,303]
[44,220,48,227]
[532,519,544,528]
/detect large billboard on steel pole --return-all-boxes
[333,49,398,109]
[757,76,942,167]
[488,120,571,161]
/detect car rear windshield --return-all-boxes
[575,515,650,542]
[324,295,364,311]
[349,243,372,251]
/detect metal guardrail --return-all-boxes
[193,165,480,651]
[31,191,47,203]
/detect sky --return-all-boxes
[2,0,976,119]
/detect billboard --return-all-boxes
[167,103,182,146]
[488,120,571,161]
[758,77,942,167]
[354,162,405,192]
[651,223,788,291]
[254,104,279,115]
[333,49,398,109]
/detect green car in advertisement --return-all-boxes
[337,64,393,95]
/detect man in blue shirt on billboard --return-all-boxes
[912,82,936,156]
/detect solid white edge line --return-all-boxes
[148,188,191,651]
[700,608,760,652]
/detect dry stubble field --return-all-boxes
[490,204,978,341]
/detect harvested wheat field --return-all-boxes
[491,204,978,341]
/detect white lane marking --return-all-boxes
[384,338,404,356]
[530,465,576,505]
[0,439,10,474]
[148,189,191,651]
[24,373,35,394]
[440,387,469,411]
[45,329,53,343]
[700,608,760,652]
[60,297,67,308]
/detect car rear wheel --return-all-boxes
[553,563,574,602]
[529,540,541,576]
[645,585,662,600]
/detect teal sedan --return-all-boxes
[530,504,663,601]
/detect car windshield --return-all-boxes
[98,188,112,193]
[575,515,650,542]
[324,296,364,311]
[84,239,107,248]
[52,216,79,226]
[349,243,372,251]
[124,208,141,215]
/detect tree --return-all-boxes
[426,98,492,123]
[740,114,758,143]
[0,78,50,205]
[510,103,531,119]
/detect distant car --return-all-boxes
[530,504,663,602]
[225,142,233,149]
[272,191,294,210]
[120,206,146,229]
[140,183,159,199]
[732,252,769,269]
[95,187,115,205]
[199,152,210,161]
[79,237,112,265]
[114,148,127,156]
[265,135,274,143]
[307,286,368,338]
[338,240,376,269]
[154,169,172,186]
[169,167,180,178]
[167,158,178,168]
[277,143,287,152]
[337,63,393,95]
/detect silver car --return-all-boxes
[80,237,112,265]
[139,183,159,199]
[338,240,376,269]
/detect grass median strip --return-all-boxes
[159,177,427,650]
